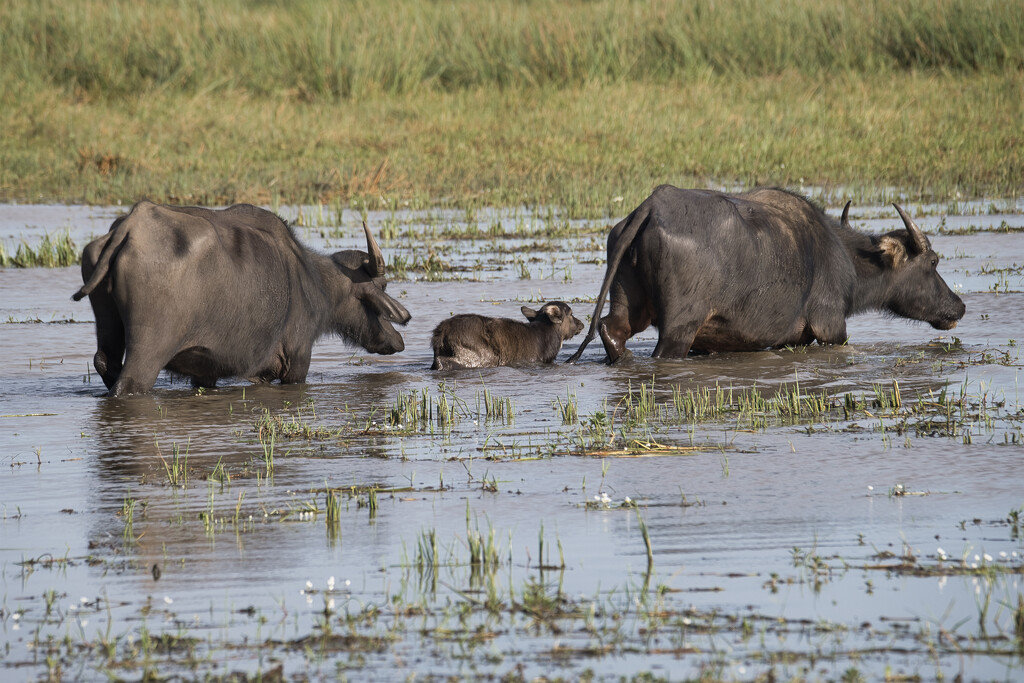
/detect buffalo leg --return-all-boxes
[278,350,311,385]
[599,303,652,364]
[651,309,711,360]
[598,314,632,364]
[598,272,652,364]
[808,317,848,346]
[109,330,182,396]
[90,298,125,389]
[81,243,124,389]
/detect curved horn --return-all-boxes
[892,204,930,254]
[362,220,386,278]
[840,201,852,230]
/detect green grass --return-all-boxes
[5,0,1021,97]
[0,231,78,267]
[0,0,1021,212]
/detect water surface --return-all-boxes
[2,202,1023,681]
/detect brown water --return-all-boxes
[2,202,1023,681]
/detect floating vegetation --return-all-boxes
[554,375,1024,455]
[254,405,337,441]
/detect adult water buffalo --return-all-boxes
[567,186,965,364]
[73,201,411,396]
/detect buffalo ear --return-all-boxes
[521,306,538,321]
[878,235,909,269]
[541,304,565,324]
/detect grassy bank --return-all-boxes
[1,0,1021,212]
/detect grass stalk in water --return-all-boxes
[158,438,189,488]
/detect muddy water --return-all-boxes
[2,203,1023,681]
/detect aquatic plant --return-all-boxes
[157,438,189,488]
[0,231,78,268]
[476,386,515,425]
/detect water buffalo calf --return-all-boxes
[74,201,411,396]
[431,302,584,370]
[568,185,965,363]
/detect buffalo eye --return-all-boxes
[930,255,939,268]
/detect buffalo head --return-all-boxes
[329,222,411,354]
[860,204,965,331]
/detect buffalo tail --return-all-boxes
[565,205,651,363]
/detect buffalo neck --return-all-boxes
[296,251,337,331]
[835,223,896,316]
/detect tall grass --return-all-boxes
[1,1,1021,208]
[3,1,1021,101]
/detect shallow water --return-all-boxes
[2,202,1023,681]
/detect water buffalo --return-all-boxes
[73,201,411,396]
[567,186,965,364]
[431,302,584,370]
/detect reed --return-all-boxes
[325,490,342,539]
[477,387,515,425]
[4,1,1019,100]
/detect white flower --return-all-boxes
[624,496,632,504]
[936,547,947,560]
[327,576,335,591]
[344,579,351,587]
[163,596,173,605]
[983,553,993,562]
[867,485,874,491]
[327,598,335,610]
[305,580,313,591]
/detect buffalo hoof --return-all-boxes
[605,349,633,365]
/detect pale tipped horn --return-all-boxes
[362,220,386,278]
[892,204,930,254]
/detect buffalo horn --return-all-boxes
[363,220,386,278]
[892,204,930,254]
[840,201,852,230]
